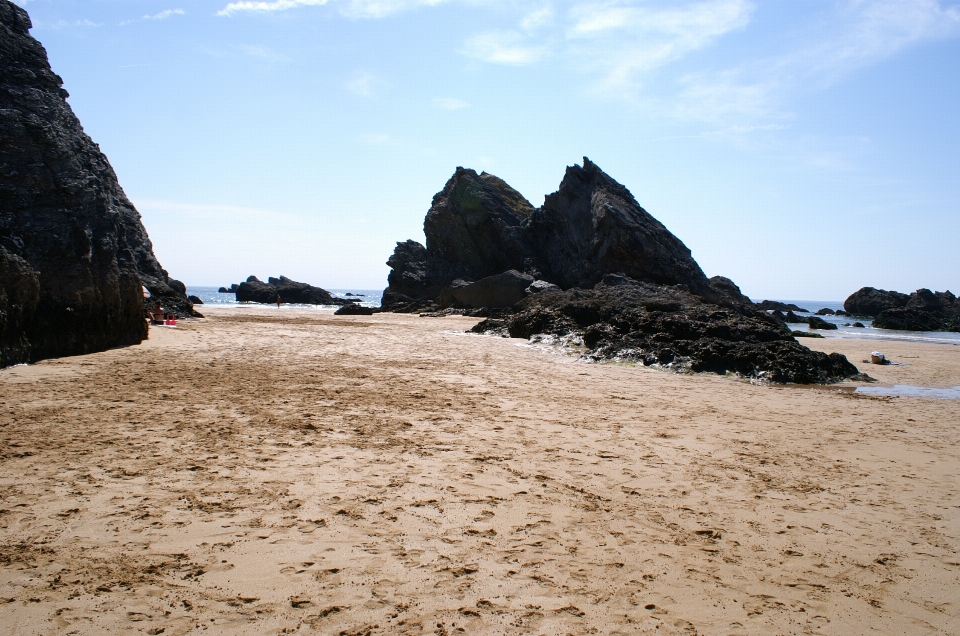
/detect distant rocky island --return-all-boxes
[220,276,355,306]
[844,287,959,331]
[0,1,197,368]
[381,158,860,384]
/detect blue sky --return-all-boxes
[13,0,960,300]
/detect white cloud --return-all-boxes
[665,0,960,122]
[145,9,185,20]
[121,8,185,25]
[568,0,754,90]
[463,30,549,65]
[798,0,960,83]
[340,0,449,19]
[217,0,447,17]
[240,44,290,62]
[521,6,553,30]
[51,18,103,29]
[347,72,388,96]
[218,0,330,17]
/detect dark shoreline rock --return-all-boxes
[472,281,858,384]
[843,287,909,317]
[0,2,196,368]
[758,300,810,313]
[334,304,374,316]
[806,316,837,330]
[227,275,355,306]
[845,287,959,331]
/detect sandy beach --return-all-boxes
[1,307,958,635]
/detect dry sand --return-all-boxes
[1,307,958,635]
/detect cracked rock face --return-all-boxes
[0,1,195,367]
[382,158,719,313]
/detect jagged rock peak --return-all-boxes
[383,157,716,312]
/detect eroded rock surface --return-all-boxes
[473,279,857,384]
[843,287,909,317]
[0,2,195,367]
[872,289,959,332]
[382,158,715,312]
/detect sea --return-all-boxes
[185,288,960,346]
[186,286,383,310]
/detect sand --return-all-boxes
[1,307,958,635]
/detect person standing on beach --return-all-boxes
[275,293,281,308]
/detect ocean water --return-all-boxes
[761,299,960,346]
[187,286,383,309]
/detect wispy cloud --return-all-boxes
[240,44,290,62]
[667,0,960,122]
[50,18,103,29]
[339,0,450,19]
[567,0,754,89]
[794,0,960,84]
[218,0,330,17]
[347,72,388,96]
[363,133,390,144]
[463,30,550,65]
[121,8,185,25]
[433,97,469,110]
[217,0,447,17]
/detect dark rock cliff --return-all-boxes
[0,1,195,368]
[382,158,716,311]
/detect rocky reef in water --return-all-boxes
[224,276,355,305]
[845,287,959,331]
[382,158,860,384]
[0,1,197,368]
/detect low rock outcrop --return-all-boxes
[806,316,837,330]
[843,287,909,317]
[472,279,857,384]
[758,300,810,313]
[334,304,374,316]
[0,2,196,368]
[227,276,354,305]
[872,289,959,332]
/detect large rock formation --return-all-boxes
[872,289,959,332]
[382,158,721,312]
[844,286,959,331]
[843,287,909,317]
[382,159,861,383]
[0,1,196,368]
[227,275,354,305]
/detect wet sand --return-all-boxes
[1,307,958,635]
